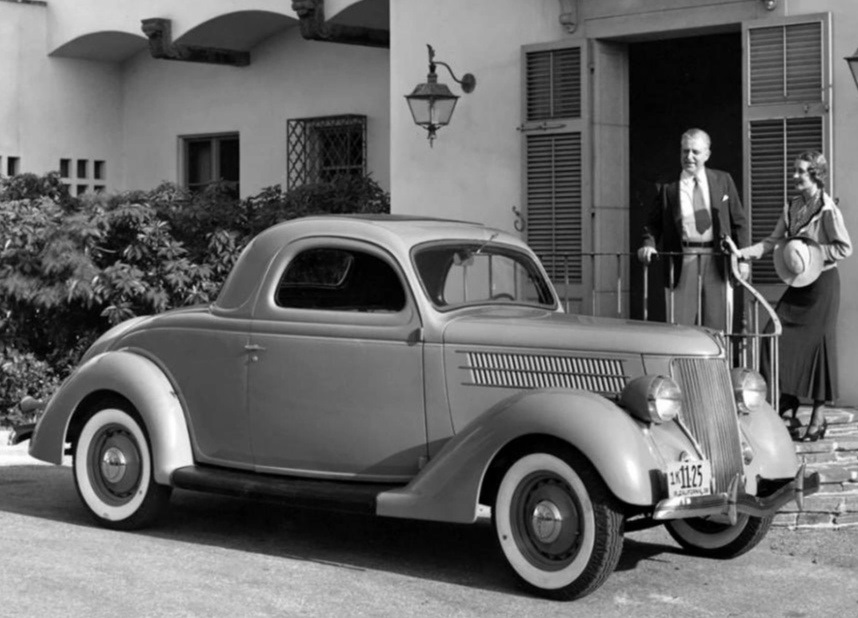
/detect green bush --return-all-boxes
[0,172,389,426]
[0,346,60,426]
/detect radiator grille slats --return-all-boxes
[672,359,743,492]
[464,352,627,394]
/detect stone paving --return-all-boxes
[775,406,858,529]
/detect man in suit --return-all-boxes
[637,128,750,329]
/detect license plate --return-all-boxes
[667,460,712,498]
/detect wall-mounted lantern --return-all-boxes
[405,44,476,146]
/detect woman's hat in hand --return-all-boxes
[773,236,824,287]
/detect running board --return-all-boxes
[171,466,402,515]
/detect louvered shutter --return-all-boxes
[522,45,584,283]
[526,133,582,281]
[744,16,830,285]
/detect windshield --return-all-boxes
[412,242,556,310]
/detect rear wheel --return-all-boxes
[493,451,624,600]
[73,406,171,530]
[665,514,773,558]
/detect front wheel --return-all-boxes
[665,514,773,558]
[73,406,171,530]
[493,451,624,600]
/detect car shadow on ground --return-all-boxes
[0,464,685,597]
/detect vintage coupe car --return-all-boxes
[28,215,818,600]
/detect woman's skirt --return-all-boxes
[768,267,841,402]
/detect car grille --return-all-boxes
[464,351,628,395]
[671,358,744,492]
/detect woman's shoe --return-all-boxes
[802,419,828,442]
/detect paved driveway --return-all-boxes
[2,434,857,617]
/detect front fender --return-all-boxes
[29,350,193,484]
[739,402,800,483]
[377,389,662,523]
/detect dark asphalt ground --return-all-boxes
[1,459,857,617]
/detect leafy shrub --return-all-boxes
[0,346,60,426]
[0,172,389,425]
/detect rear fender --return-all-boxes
[377,389,661,523]
[28,351,193,484]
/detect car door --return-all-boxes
[247,238,426,481]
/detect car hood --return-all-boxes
[441,308,722,357]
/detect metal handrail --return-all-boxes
[542,239,782,403]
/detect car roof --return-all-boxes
[250,214,526,255]
[215,214,534,312]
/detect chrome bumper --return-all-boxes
[653,464,820,524]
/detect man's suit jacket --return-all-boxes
[641,167,749,289]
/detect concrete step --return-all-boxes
[774,405,858,528]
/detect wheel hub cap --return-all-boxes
[100,447,127,483]
[531,500,563,543]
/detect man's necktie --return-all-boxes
[693,177,711,234]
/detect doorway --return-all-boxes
[627,32,743,321]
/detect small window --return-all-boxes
[6,157,20,176]
[182,133,239,194]
[286,115,366,189]
[77,159,89,179]
[94,160,105,180]
[76,184,88,195]
[276,248,405,312]
[59,159,71,178]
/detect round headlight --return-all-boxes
[731,368,768,413]
[620,375,683,424]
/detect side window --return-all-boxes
[276,248,406,312]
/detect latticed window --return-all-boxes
[286,115,367,189]
[745,17,829,284]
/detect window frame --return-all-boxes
[180,132,240,194]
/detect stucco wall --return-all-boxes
[121,30,390,196]
[1,0,390,197]
[0,2,123,184]
[391,0,561,233]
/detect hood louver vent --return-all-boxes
[463,351,627,395]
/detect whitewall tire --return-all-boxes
[493,451,624,600]
[73,406,171,530]
[666,514,773,559]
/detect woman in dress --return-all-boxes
[739,151,852,441]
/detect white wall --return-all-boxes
[121,30,390,196]
[391,0,562,233]
[1,0,390,197]
[0,2,123,183]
